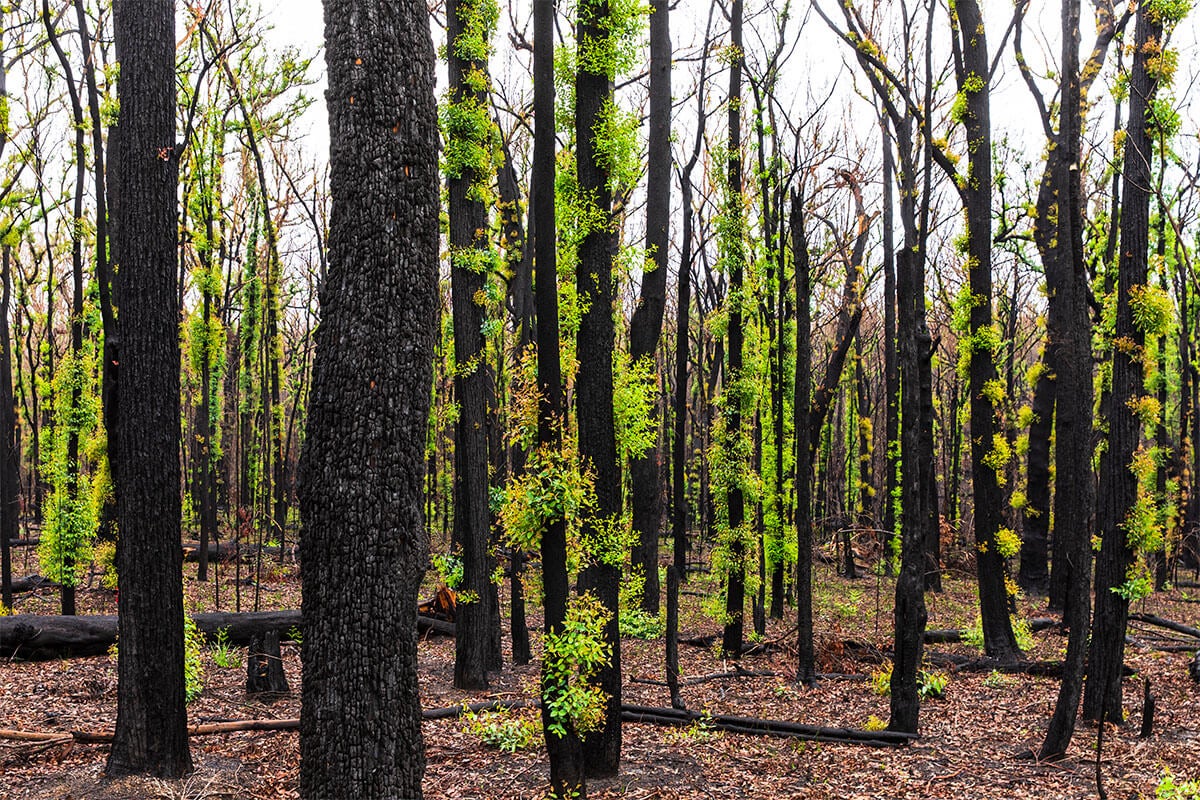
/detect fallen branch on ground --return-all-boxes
[0,700,914,749]
[0,610,453,660]
[1128,613,1200,641]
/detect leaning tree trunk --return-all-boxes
[297,0,439,796]
[106,0,192,778]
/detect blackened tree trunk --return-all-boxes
[497,133,533,667]
[447,0,498,692]
[1084,2,1162,726]
[534,0,585,792]
[880,116,898,576]
[720,0,747,659]
[0,246,16,611]
[1016,0,1122,611]
[106,0,192,778]
[1021,356,1054,597]
[1036,5,1096,761]
[575,0,622,775]
[953,0,1021,663]
[629,0,671,616]
[671,9,713,583]
[297,0,438,795]
[792,193,815,686]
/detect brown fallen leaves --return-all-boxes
[1,557,1198,799]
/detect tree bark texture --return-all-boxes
[106,0,192,779]
[575,0,623,775]
[298,0,439,795]
[792,194,815,686]
[628,0,671,616]
[447,0,498,692]
[1084,3,1161,726]
[955,0,1021,663]
[721,0,747,660]
[534,0,586,791]
[1039,0,1096,759]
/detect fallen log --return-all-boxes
[619,703,917,746]
[0,700,914,749]
[181,541,297,563]
[0,610,453,660]
[8,575,58,594]
[923,618,1058,644]
[1128,613,1200,640]
[923,652,1136,678]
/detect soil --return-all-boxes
[2,544,1198,799]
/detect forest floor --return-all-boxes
[1,542,1199,799]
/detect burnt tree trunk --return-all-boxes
[1084,2,1161,726]
[106,0,192,778]
[297,0,439,795]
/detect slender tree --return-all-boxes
[446,0,500,691]
[1035,0,1104,759]
[720,0,748,659]
[535,0,585,791]
[628,0,671,615]
[297,0,439,794]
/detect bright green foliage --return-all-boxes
[918,669,949,700]
[498,442,595,556]
[981,433,1012,483]
[612,352,657,463]
[542,593,612,738]
[183,614,205,703]
[38,350,102,587]
[994,527,1021,559]
[1129,284,1175,337]
[1157,769,1200,799]
[618,567,663,638]
[870,661,893,696]
[575,0,649,79]
[211,627,242,669]
[432,552,465,589]
[593,98,641,194]
[462,708,539,752]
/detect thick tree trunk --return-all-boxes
[1084,3,1161,726]
[297,1,438,795]
[106,0,192,778]
[447,0,499,692]
[575,0,623,774]
[955,0,1021,663]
